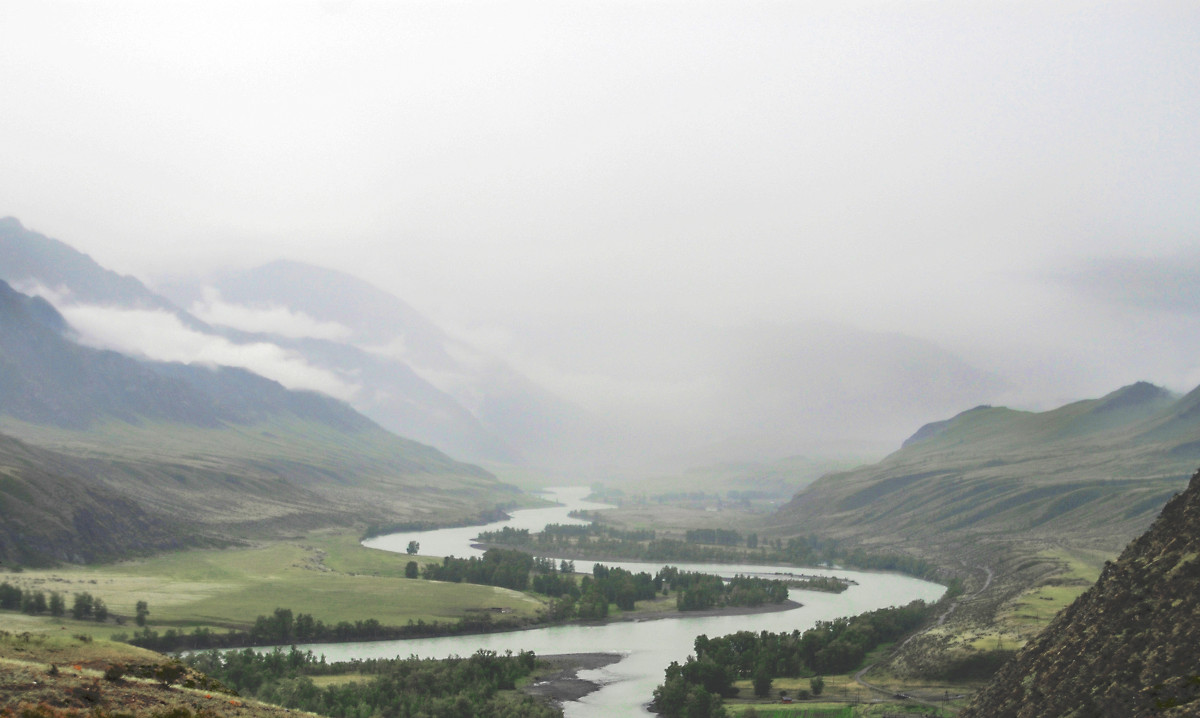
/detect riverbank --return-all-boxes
[604,598,802,623]
[524,652,624,706]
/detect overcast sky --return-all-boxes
[3,0,1199,429]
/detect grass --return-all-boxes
[992,548,1105,644]
[0,530,548,639]
[0,631,299,717]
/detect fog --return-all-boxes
[2,1,1198,468]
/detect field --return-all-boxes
[0,531,548,639]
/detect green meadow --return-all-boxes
[0,531,548,639]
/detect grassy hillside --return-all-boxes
[0,434,192,566]
[771,383,1196,553]
[766,382,1199,682]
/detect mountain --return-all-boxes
[159,260,607,468]
[0,278,519,558]
[0,216,186,315]
[961,468,1200,717]
[0,217,606,467]
[770,382,1197,553]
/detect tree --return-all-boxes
[21,591,46,615]
[752,661,772,698]
[72,592,94,620]
[0,582,21,610]
[135,600,149,627]
[810,675,825,696]
[405,561,419,579]
[406,540,420,555]
[49,591,65,617]
[93,598,108,622]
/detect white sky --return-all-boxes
[3,0,1199,422]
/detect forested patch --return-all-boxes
[652,600,933,717]
[477,523,949,584]
[121,607,526,652]
[184,646,560,718]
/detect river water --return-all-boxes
[302,487,945,716]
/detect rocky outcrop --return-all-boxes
[961,468,1200,717]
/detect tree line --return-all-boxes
[478,524,952,587]
[652,600,934,717]
[184,645,560,718]
[0,583,148,623]
[122,606,526,652]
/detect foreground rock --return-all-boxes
[961,468,1200,717]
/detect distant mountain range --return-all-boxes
[961,468,1200,717]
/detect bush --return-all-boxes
[104,663,127,682]
[154,662,187,687]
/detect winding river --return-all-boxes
[303,488,944,716]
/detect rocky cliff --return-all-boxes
[961,468,1200,717]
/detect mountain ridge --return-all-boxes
[0,277,520,562]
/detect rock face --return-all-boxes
[961,468,1200,718]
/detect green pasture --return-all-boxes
[0,531,548,639]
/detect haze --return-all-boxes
[3,0,1199,470]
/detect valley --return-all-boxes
[1,218,1198,717]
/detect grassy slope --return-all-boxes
[0,416,525,539]
[0,533,547,640]
[0,631,305,718]
[765,383,1198,683]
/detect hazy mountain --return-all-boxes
[0,278,519,546]
[0,218,531,464]
[695,321,1011,460]
[961,468,1200,717]
[0,217,1011,476]
[0,216,190,318]
[770,381,1199,554]
[159,260,609,468]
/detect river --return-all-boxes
[304,487,945,716]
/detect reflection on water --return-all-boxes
[317,487,946,716]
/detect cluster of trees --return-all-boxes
[0,583,121,623]
[475,523,947,590]
[652,600,934,717]
[536,563,659,622]
[184,646,560,718]
[124,606,524,652]
[659,568,789,611]
[786,576,850,593]
[421,548,535,591]
[479,523,656,547]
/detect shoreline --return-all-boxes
[523,652,625,707]
[603,598,803,623]
[161,599,805,655]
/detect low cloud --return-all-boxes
[58,303,360,402]
[190,286,354,341]
[1056,254,1200,316]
